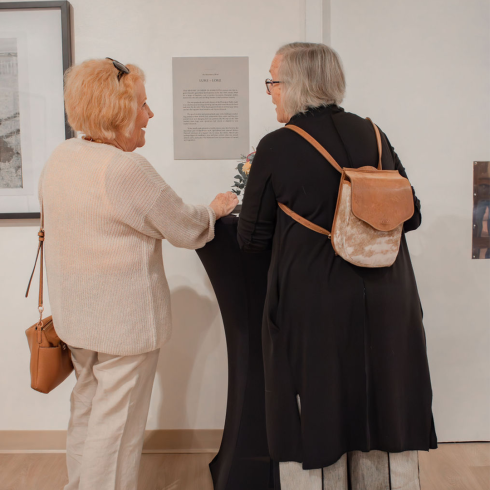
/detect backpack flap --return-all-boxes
[345,167,414,231]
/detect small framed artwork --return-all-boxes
[0,1,73,219]
[473,161,490,259]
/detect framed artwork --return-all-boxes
[473,161,490,259]
[0,1,72,219]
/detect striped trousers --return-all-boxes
[279,450,420,490]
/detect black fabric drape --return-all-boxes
[196,216,272,490]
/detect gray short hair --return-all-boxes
[276,42,346,117]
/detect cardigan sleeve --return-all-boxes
[237,135,278,252]
[143,185,216,249]
[105,152,215,249]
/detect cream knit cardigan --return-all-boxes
[39,138,216,355]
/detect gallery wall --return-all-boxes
[0,0,489,444]
[329,0,490,441]
[0,0,305,432]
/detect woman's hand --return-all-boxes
[210,192,239,219]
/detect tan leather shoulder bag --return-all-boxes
[278,119,414,268]
[25,208,73,393]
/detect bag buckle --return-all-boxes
[38,306,44,324]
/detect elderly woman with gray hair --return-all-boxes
[39,58,237,490]
[238,43,437,489]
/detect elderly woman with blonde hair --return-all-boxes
[238,43,437,489]
[39,58,237,490]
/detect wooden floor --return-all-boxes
[0,443,488,490]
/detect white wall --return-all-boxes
[1,0,489,443]
[330,0,490,441]
[0,0,305,431]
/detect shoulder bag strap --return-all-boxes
[25,204,45,326]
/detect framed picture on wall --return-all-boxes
[473,161,490,259]
[0,1,73,219]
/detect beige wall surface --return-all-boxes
[1,0,489,445]
[330,0,490,441]
[0,0,305,431]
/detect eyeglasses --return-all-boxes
[265,78,282,94]
[106,57,130,81]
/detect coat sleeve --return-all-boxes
[383,133,422,233]
[105,152,215,249]
[237,136,277,252]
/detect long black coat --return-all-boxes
[237,105,437,470]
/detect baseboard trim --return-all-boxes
[143,429,222,453]
[0,432,487,454]
[0,430,223,454]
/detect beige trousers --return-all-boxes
[64,347,160,490]
[280,450,421,490]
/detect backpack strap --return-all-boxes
[366,117,383,170]
[286,117,382,171]
[279,118,382,236]
[286,125,343,173]
[278,202,331,238]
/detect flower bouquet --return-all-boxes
[231,151,255,214]
[231,151,255,204]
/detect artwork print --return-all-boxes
[473,161,490,259]
[0,38,22,189]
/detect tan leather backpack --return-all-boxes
[278,119,414,268]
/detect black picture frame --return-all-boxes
[0,1,73,219]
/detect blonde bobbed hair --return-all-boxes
[276,42,346,118]
[64,59,145,140]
